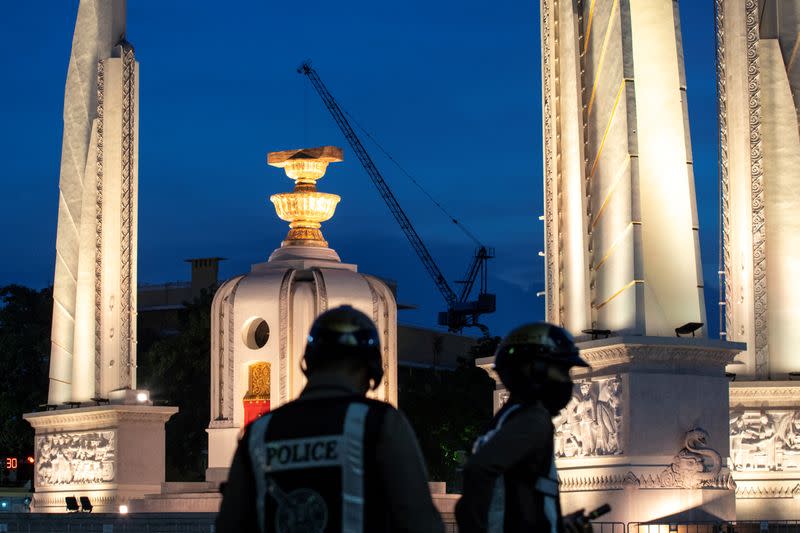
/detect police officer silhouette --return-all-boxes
[216,306,444,533]
[455,322,593,533]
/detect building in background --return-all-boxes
[138,258,474,371]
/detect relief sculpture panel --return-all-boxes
[35,431,116,486]
[554,377,623,457]
[730,409,800,471]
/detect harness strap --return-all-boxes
[341,402,369,533]
[248,414,273,533]
[534,475,559,497]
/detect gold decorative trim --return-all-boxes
[582,0,598,55]
[591,155,630,230]
[589,79,626,180]
[593,279,641,309]
[245,362,271,401]
[592,222,633,272]
[586,0,620,118]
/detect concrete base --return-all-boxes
[479,336,744,523]
[125,479,452,519]
[128,482,222,513]
[23,402,177,513]
[729,381,800,520]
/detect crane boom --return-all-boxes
[299,61,496,332]
[298,62,458,307]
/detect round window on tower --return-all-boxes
[243,318,270,350]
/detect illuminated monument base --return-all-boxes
[23,392,176,513]
[481,337,743,523]
[728,382,800,520]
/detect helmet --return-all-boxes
[494,322,588,392]
[303,305,384,390]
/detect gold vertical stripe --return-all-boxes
[586,0,620,117]
[589,79,626,179]
[591,155,631,229]
[583,0,598,55]
[787,31,800,72]
[594,280,643,309]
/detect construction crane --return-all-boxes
[298,61,496,333]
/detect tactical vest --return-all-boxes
[473,402,561,533]
[248,395,388,533]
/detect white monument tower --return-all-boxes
[205,146,398,483]
[480,0,745,523]
[717,0,800,519]
[24,0,176,513]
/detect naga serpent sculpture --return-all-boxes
[667,428,723,488]
[626,428,733,489]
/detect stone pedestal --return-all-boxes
[479,336,744,523]
[23,398,177,513]
[729,381,800,520]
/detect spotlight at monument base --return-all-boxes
[119,504,128,514]
[136,392,148,403]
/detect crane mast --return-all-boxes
[298,61,495,332]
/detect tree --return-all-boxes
[137,291,212,481]
[0,285,51,458]
[399,333,498,488]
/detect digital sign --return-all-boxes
[1,457,33,470]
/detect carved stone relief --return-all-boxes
[118,41,136,389]
[35,431,116,486]
[554,377,622,457]
[627,428,733,490]
[730,409,800,471]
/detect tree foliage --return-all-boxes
[399,333,498,487]
[137,291,212,481]
[0,285,51,456]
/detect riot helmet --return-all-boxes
[494,322,589,411]
[303,305,384,390]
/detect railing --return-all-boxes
[627,521,800,533]
[0,514,215,533]
[0,515,798,533]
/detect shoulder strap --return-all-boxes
[342,402,369,533]
[248,414,273,533]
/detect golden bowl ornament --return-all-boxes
[267,146,344,248]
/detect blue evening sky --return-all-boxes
[0,1,721,338]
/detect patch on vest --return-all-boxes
[262,436,342,472]
[267,477,329,533]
